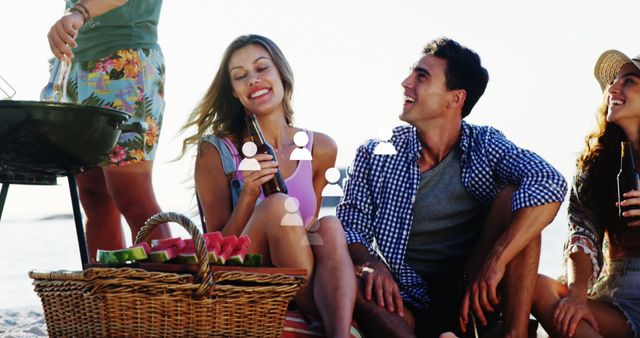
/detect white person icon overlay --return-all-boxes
[280,196,304,226]
[237,141,261,171]
[373,127,397,155]
[321,167,344,197]
[289,130,312,160]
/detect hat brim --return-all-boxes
[594,49,640,91]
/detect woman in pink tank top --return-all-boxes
[179,35,355,337]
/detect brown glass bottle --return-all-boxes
[459,274,480,338]
[245,114,288,196]
[617,141,640,222]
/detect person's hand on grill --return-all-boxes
[47,11,82,60]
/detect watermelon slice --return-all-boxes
[149,237,185,262]
[175,239,198,264]
[148,249,175,263]
[203,232,224,264]
[151,237,185,250]
[134,242,151,255]
[175,253,198,264]
[97,245,148,264]
[217,235,239,265]
[226,235,251,265]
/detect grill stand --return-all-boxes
[0,183,8,221]
[0,174,89,266]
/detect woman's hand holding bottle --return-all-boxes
[238,154,279,201]
[619,190,640,227]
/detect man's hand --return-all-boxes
[553,293,599,337]
[459,258,505,330]
[359,260,404,317]
[48,12,83,60]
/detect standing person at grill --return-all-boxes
[45,0,170,261]
[532,50,640,338]
[179,34,356,337]
[335,37,567,337]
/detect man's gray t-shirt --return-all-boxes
[404,146,486,277]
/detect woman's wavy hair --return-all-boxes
[179,34,295,157]
[576,97,626,222]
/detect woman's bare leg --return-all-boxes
[242,194,317,335]
[308,215,357,338]
[241,196,355,337]
[533,274,633,338]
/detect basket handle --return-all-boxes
[134,212,214,299]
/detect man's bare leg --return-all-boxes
[464,186,539,337]
[353,283,416,338]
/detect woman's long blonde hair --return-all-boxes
[179,34,295,157]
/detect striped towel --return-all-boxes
[282,310,363,337]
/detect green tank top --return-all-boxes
[67,0,162,62]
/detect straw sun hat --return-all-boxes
[594,49,640,91]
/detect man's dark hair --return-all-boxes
[423,37,489,118]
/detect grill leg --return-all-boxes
[68,175,89,266]
[0,183,8,222]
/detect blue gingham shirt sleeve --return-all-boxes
[336,144,375,251]
[483,128,567,209]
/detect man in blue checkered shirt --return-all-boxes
[336,37,567,337]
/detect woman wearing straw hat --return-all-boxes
[532,50,640,338]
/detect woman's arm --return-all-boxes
[310,131,338,220]
[553,248,600,337]
[195,143,241,234]
[195,142,279,235]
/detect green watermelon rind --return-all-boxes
[148,250,172,263]
[175,253,198,265]
[97,246,148,264]
[242,254,262,267]
[225,257,243,266]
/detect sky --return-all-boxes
[1,0,639,275]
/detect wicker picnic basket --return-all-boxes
[29,212,306,337]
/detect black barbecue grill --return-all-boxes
[0,100,131,265]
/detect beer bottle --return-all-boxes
[245,114,288,196]
[459,274,480,338]
[617,141,639,222]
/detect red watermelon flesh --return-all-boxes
[217,235,239,265]
[149,237,184,262]
[152,237,185,250]
[227,235,251,265]
[203,232,224,264]
[179,239,195,254]
[175,239,196,263]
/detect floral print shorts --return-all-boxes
[63,48,165,167]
